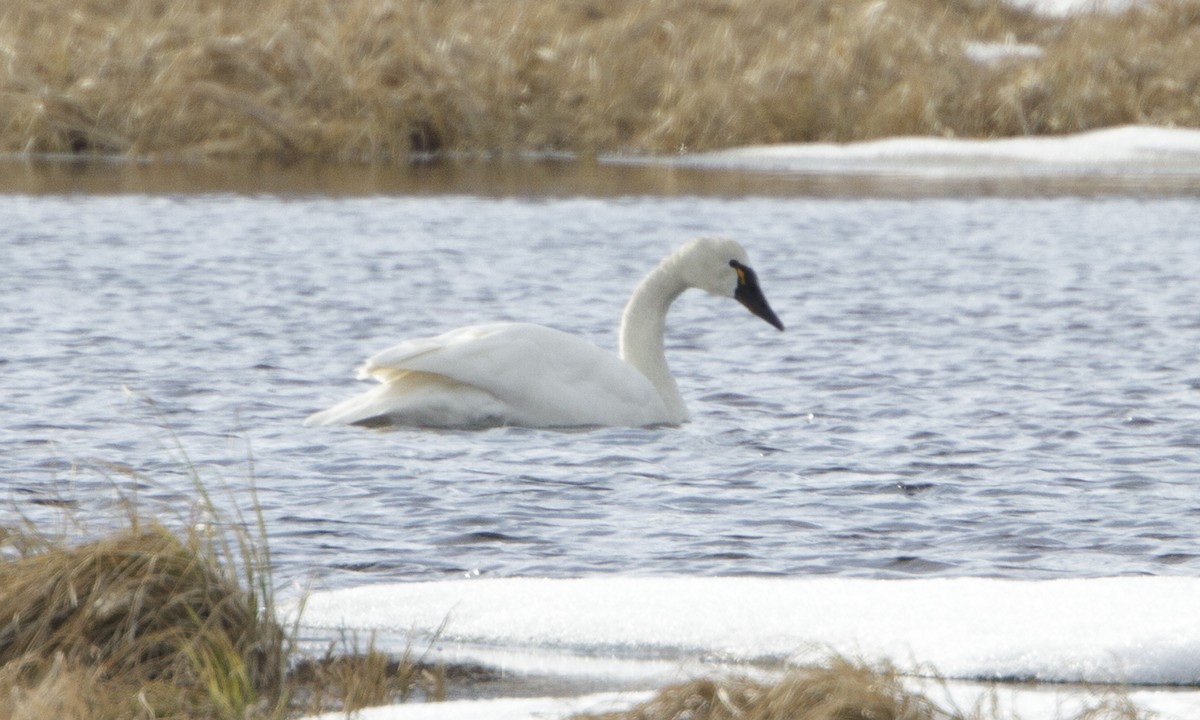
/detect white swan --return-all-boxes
[304,237,783,429]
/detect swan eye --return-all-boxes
[729,260,747,286]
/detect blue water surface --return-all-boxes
[2,181,1198,590]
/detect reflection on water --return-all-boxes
[1,161,1199,591]
[3,155,1200,198]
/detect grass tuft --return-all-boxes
[578,659,945,720]
[0,443,443,719]
[289,632,450,715]
[0,521,287,719]
[576,658,1157,720]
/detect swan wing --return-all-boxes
[309,323,674,428]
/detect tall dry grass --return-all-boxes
[3,0,1200,160]
[0,520,286,719]
[0,471,444,719]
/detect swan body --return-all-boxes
[305,323,672,428]
[305,237,783,429]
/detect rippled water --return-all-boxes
[3,173,1199,590]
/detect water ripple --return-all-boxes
[1,193,1199,588]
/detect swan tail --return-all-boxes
[304,371,508,428]
[303,385,395,427]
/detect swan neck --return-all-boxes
[619,261,688,419]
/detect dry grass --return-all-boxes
[0,521,447,719]
[0,521,286,719]
[3,0,1200,160]
[288,632,451,715]
[0,495,442,719]
[581,659,945,720]
[575,658,1154,720]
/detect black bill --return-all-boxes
[731,260,784,331]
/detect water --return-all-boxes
[2,165,1199,592]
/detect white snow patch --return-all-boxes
[292,576,1200,686]
[677,125,1200,178]
[962,40,1044,64]
[1008,0,1142,16]
[301,691,652,720]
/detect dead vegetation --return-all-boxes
[2,0,1200,160]
[580,660,947,720]
[0,507,443,719]
[288,632,453,715]
[575,659,1152,720]
[0,520,286,719]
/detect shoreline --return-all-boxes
[5,124,1200,200]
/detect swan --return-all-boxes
[304,236,783,429]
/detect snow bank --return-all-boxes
[1009,0,1142,16]
[677,126,1200,178]
[295,575,1200,686]
[294,575,1200,719]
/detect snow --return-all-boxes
[962,40,1044,64]
[292,576,1200,720]
[676,126,1200,179]
[1007,0,1142,16]
[302,692,650,720]
[294,576,1200,686]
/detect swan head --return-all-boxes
[674,237,785,331]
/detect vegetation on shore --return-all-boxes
[0,521,283,719]
[3,0,1200,161]
[576,660,1149,720]
[0,499,443,719]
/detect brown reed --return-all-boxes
[2,0,1200,161]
